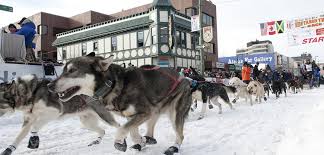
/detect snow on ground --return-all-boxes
[1,87,324,155]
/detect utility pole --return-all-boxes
[198,0,205,75]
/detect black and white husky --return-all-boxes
[191,82,234,120]
[47,53,192,155]
[0,75,119,155]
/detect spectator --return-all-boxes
[8,24,18,33]
[179,68,185,77]
[242,62,251,84]
[16,17,36,62]
[253,62,261,80]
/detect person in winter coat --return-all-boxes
[313,66,320,87]
[253,62,261,80]
[304,59,313,88]
[16,17,36,62]
[242,62,251,84]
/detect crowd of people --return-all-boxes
[2,17,37,62]
[178,59,322,89]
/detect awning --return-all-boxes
[53,16,153,46]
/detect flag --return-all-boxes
[276,20,285,33]
[260,23,268,36]
[267,21,277,35]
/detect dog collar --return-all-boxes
[93,80,113,100]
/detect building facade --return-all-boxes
[236,40,274,56]
[53,0,218,70]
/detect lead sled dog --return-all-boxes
[0,75,119,155]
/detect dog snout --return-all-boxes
[47,82,56,93]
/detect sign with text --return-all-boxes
[287,13,324,29]
[191,15,200,32]
[0,4,13,12]
[218,53,276,69]
[287,26,324,46]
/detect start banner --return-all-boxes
[287,26,324,46]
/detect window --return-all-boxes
[152,27,157,44]
[176,31,187,48]
[62,47,67,59]
[160,11,168,22]
[82,43,87,56]
[185,7,197,16]
[176,31,181,47]
[181,32,186,48]
[160,26,168,43]
[202,13,213,26]
[93,41,98,51]
[111,36,117,51]
[137,31,144,47]
[37,25,48,35]
[191,35,196,49]
[205,43,214,53]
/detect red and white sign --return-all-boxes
[316,28,324,35]
[267,21,277,35]
[203,26,213,43]
[302,36,324,44]
[288,25,324,46]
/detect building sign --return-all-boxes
[191,15,200,32]
[218,53,276,69]
[203,26,213,42]
[216,62,224,69]
[0,4,13,12]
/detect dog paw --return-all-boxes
[130,144,142,151]
[27,136,39,149]
[114,139,127,152]
[197,115,204,120]
[88,137,102,146]
[1,148,14,155]
[164,146,179,155]
[144,136,157,145]
[208,104,214,109]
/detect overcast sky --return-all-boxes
[1,0,324,62]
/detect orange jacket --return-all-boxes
[242,66,251,81]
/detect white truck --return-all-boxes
[0,31,63,83]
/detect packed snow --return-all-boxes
[1,87,324,155]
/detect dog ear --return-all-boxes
[96,55,114,72]
[87,52,96,57]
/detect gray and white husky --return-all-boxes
[0,75,119,155]
[47,53,192,155]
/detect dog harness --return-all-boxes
[83,66,183,112]
[141,66,183,96]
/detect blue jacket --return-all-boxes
[314,68,320,78]
[16,22,36,48]
[272,71,281,81]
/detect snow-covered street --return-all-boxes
[1,87,324,155]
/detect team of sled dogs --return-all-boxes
[0,53,304,155]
